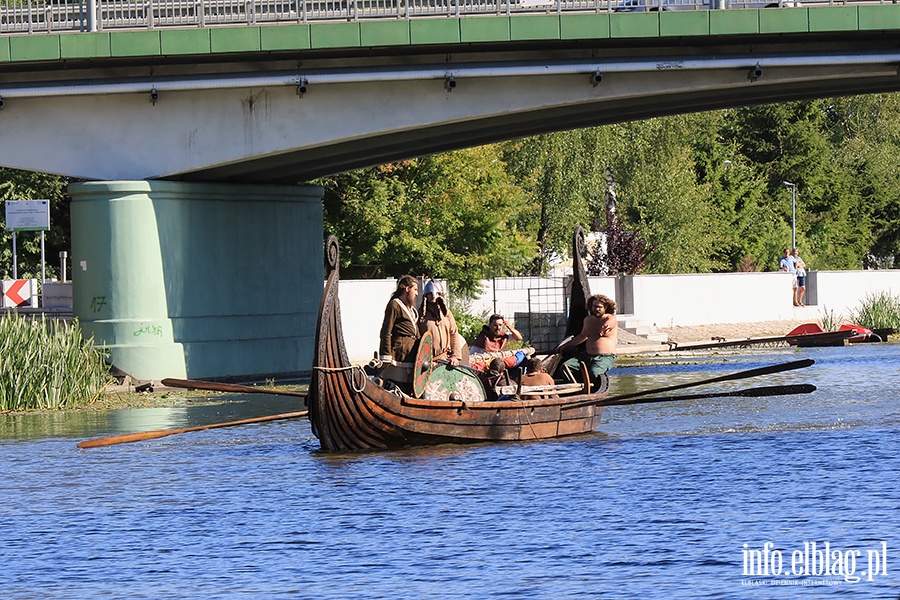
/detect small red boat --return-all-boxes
[786,323,891,346]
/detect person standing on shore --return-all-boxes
[779,248,798,305]
[793,248,807,307]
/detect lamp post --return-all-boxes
[782,181,796,249]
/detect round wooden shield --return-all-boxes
[423,364,487,403]
[412,331,434,398]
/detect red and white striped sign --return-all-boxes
[2,279,36,308]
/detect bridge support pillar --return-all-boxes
[68,180,323,382]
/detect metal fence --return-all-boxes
[484,276,569,354]
[0,0,893,35]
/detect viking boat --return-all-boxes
[307,227,610,452]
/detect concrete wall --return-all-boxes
[336,269,900,363]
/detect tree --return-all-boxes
[317,146,535,295]
[0,169,69,280]
[725,100,869,269]
[826,94,900,267]
[502,129,612,273]
[608,116,721,273]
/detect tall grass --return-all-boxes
[0,312,112,411]
[820,306,843,332]
[849,291,900,330]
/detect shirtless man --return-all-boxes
[555,294,618,390]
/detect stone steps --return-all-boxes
[617,314,668,343]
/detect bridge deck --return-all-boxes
[2,3,900,67]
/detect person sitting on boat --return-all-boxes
[418,279,465,367]
[554,294,618,391]
[471,314,523,355]
[479,357,514,401]
[379,275,420,365]
[520,356,557,399]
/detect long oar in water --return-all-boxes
[562,357,815,410]
[161,378,307,399]
[77,410,309,449]
[595,383,816,407]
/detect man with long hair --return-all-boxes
[555,294,618,390]
[379,275,420,364]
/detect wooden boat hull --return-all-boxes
[308,235,610,453]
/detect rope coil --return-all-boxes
[313,364,368,393]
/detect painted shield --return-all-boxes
[412,330,435,398]
[423,365,487,403]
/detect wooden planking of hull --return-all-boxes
[308,235,611,453]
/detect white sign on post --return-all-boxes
[5,200,50,231]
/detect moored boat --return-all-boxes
[785,323,894,347]
[307,229,610,452]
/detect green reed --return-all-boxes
[0,312,113,411]
[849,291,900,330]
[820,306,842,332]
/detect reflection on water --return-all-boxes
[1,344,898,598]
[0,395,307,442]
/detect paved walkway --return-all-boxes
[616,319,815,355]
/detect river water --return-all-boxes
[1,345,898,598]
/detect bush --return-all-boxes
[0,313,113,411]
[849,291,900,330]
[453,307,490,345]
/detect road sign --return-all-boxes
[2,279,37,308]
[5,200,50,231]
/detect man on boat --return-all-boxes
[471,314,523,355]
[418,279,464,367]
[379,275,420,364]
[555,294,618,391]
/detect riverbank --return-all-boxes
[616,319,815,354]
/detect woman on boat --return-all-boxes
[379,275,420,364]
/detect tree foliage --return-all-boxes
[316,146,535,295]
[0,168,69,280]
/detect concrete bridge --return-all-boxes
[2,2,900,380]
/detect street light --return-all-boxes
[782,181,797,249]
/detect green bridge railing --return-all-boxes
[0,0,878,35]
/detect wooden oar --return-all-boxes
[161,378,307,399]
[77,410,309,449]
[597,383,816,408]
[562,357,815,410]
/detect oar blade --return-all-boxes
[600,383,817,407]
[738,383,816,397]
